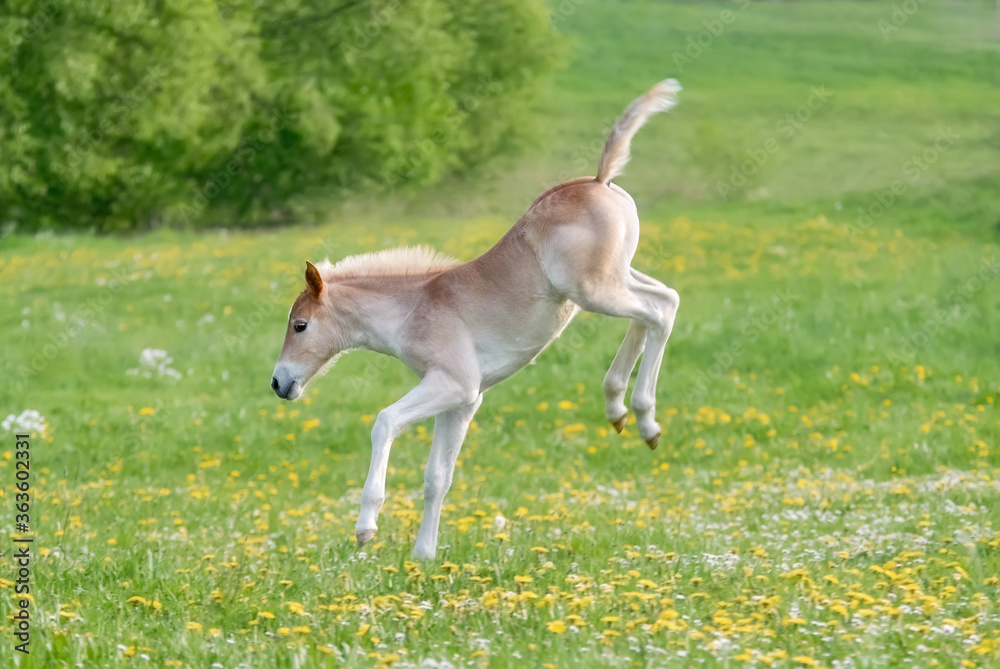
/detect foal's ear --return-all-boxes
[304,261,325,298]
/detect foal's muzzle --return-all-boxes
[270,372,302,400]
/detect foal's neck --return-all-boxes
[332,275,429,357]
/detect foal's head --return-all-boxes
[271,261,339,401]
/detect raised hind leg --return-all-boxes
[566,272,679,448]
[604,270,676,431]
[536,209,679,447]
[626,270,679,448]
[604,321,646,432]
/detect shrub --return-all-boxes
[0,0,563,231]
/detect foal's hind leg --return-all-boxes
[574,272,679,448]
[603,268,676,430]
[626,270,680,448]
[604,321,646,432]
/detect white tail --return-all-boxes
[595,78,682,185]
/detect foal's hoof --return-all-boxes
[645,432,661,450]
[611,414,628,434]
[356,528,377,547]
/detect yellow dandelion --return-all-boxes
[547,620,567,634]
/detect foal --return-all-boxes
[271,79,682,559]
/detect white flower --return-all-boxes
[2,410,49,437]
[138,348,168,368]
[129,348,181,380]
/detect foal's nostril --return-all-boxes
[271,377,280,392]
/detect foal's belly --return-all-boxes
[477,299,579,389]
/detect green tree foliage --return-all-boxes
[0,0,563,231]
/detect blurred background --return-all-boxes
[2,0,996,234]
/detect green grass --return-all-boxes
[2,1,1000,667]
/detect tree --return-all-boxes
[0,0,563,231]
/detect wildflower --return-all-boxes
[547,620,567,633]
[128,348,182,379]
[1,410,48,437]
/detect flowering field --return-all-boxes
[3,1,1000,666]
[2,205,998,667]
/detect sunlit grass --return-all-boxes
[1,201,998,667]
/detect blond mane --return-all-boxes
[317,245,459,281]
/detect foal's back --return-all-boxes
[416,178,640,388]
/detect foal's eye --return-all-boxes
[293,321,307,333]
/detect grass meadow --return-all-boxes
[2,1,1000,667]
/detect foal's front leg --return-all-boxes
[356,372,477,548]
[412,395,482,559]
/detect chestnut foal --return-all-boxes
[271,79,682,559]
